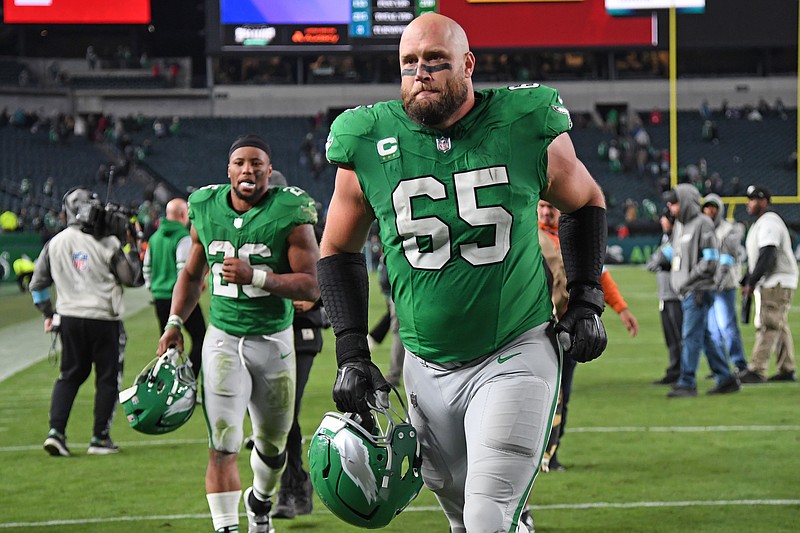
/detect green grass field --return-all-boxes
[1,266,799,532]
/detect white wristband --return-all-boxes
[251,269,268,289]
[165,314,183,330]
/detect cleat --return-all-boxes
[244,487,274,533]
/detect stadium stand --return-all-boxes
[1,106,797,238]
[130,116,335,207]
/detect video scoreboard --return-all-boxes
[218,0,437,53]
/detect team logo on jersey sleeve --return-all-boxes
[552,105,573,129]
[377,137,399,162]
[436,136,452,153]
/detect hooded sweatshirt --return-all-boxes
[143,217,191,299]
[669,184,719,296]
[702,193,744,291]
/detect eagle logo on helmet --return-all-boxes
[334,430,380,504]
[308,388,424,529]
[119,348,197,435]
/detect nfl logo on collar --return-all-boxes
[436,136,451,153]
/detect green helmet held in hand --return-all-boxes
[119,348,197,435]
[308,389,424,529]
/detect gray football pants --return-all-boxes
[403,321,560,533]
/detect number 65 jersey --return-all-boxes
[326,84,572,364]
[188,184,318,337]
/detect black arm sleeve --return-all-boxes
[317,253,371,366]
[749,245,778,286]
[558,205,607,313]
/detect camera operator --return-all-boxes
[30,187,143,457]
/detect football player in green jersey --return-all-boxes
[157,134,320,533]
[318,13,607,533]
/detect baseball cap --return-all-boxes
[746,184,771,201]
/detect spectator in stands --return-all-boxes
[774,98,788,120]
[702,120,719,143]
[168,63,180,87]
[153,118,166,138]
[143,198,205,377]
[169,116,181,136]
[137,188,164,239]
[702,194,748,374]
[699,99,711,121]
[86,46,98,70]
[647,208,682,385]
[739,185,798,383]
[31,187,143,456]
[664,184,740,397]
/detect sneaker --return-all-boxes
[666,386,698,398]
[244,487,274,533]
[520,509,535,532]
[271,490,296,519]
[43,429,71,457]
[294,475,313,516]
[739,370,767,384]
[767,371,797,382]
[707,375,741,395]
[87,436,119,455]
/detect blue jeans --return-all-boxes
[677,291,733,389]
[708,288,747,371]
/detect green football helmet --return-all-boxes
[119,348,197,435]
[308,389,424,529]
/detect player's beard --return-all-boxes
[403,75,469,127]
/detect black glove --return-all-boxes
[555,286,607,363]
[333,358,390,413]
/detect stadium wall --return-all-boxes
[1,76,796,117]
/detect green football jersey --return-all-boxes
[188,184,318,337]
[326,84,572,363]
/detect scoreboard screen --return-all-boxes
[217,0,437,53]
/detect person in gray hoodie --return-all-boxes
[701,194,748,373]
[664,184,740,397]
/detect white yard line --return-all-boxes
[1,424,799,453]
[2,500,799,528]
